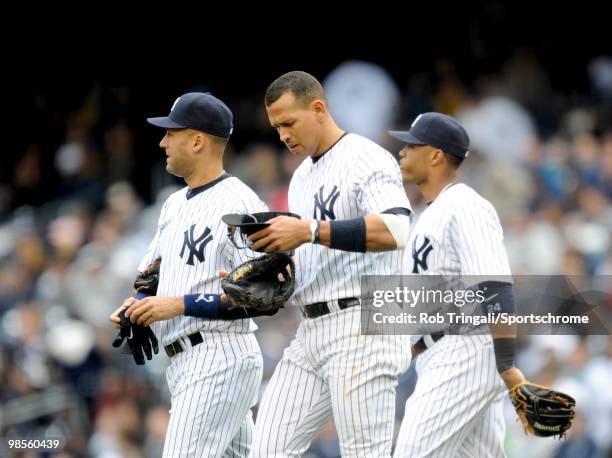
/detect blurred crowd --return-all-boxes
[1,52,611,457]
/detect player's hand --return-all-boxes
[109,297,138,329]
[500,366,527,391]
[125,296,185,327]
[218,270,230,303]
[249,216,311,252]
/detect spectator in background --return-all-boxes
[324,60,400,146]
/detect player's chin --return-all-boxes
[166,164,184,178]
[400,169,413,183]
[288,145,308,157]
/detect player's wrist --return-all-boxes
[501,367,526,390]
[308,220,320,244]
[175,296,186,315]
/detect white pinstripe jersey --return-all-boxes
[289,133,411,306]
[401,182,512,277]
[138,174,268,345]
[396,186,509,457]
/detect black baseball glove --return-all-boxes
[133,257,161,295]
[509,382,576,438]
[221,252,295,313]
[112,258,161,365]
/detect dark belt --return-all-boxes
[412,332,444,355]
[164,332,204,357]
[301,297,360,319]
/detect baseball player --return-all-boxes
[390,112,527,457]
[247,71,413,457]
[109,93,271,457]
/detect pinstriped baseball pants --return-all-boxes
[252,306,412,457]
[162,332,262,458]
[394,335,506,458]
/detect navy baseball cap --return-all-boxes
[147,92,234,138]
[389,112,470,158]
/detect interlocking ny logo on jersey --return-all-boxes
[314,185,340,220]
[412,236,433,273]
[180,224,213,265]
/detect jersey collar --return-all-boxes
[186,173,232,200]
[426,182,459,206]
[311,132,349,164]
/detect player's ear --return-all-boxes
[311,99,326,117]
[430,148,445,166]
[192,131,207,154]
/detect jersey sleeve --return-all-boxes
[137,198,172,272]
[451,200,512,278]
[352,149,412,215]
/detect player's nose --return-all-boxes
[279,129,291,144]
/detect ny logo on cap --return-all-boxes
[171,97,181,112]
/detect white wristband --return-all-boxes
[309,220,317,243]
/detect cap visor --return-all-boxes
[222,211,301,227]
[222,213,257,226]
[146,116,186,129]
[388,130,427,145]
[252,211,301,222]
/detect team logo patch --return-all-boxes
[314,185,340,221]
[412,235,433,273]
[180,224,213,265]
